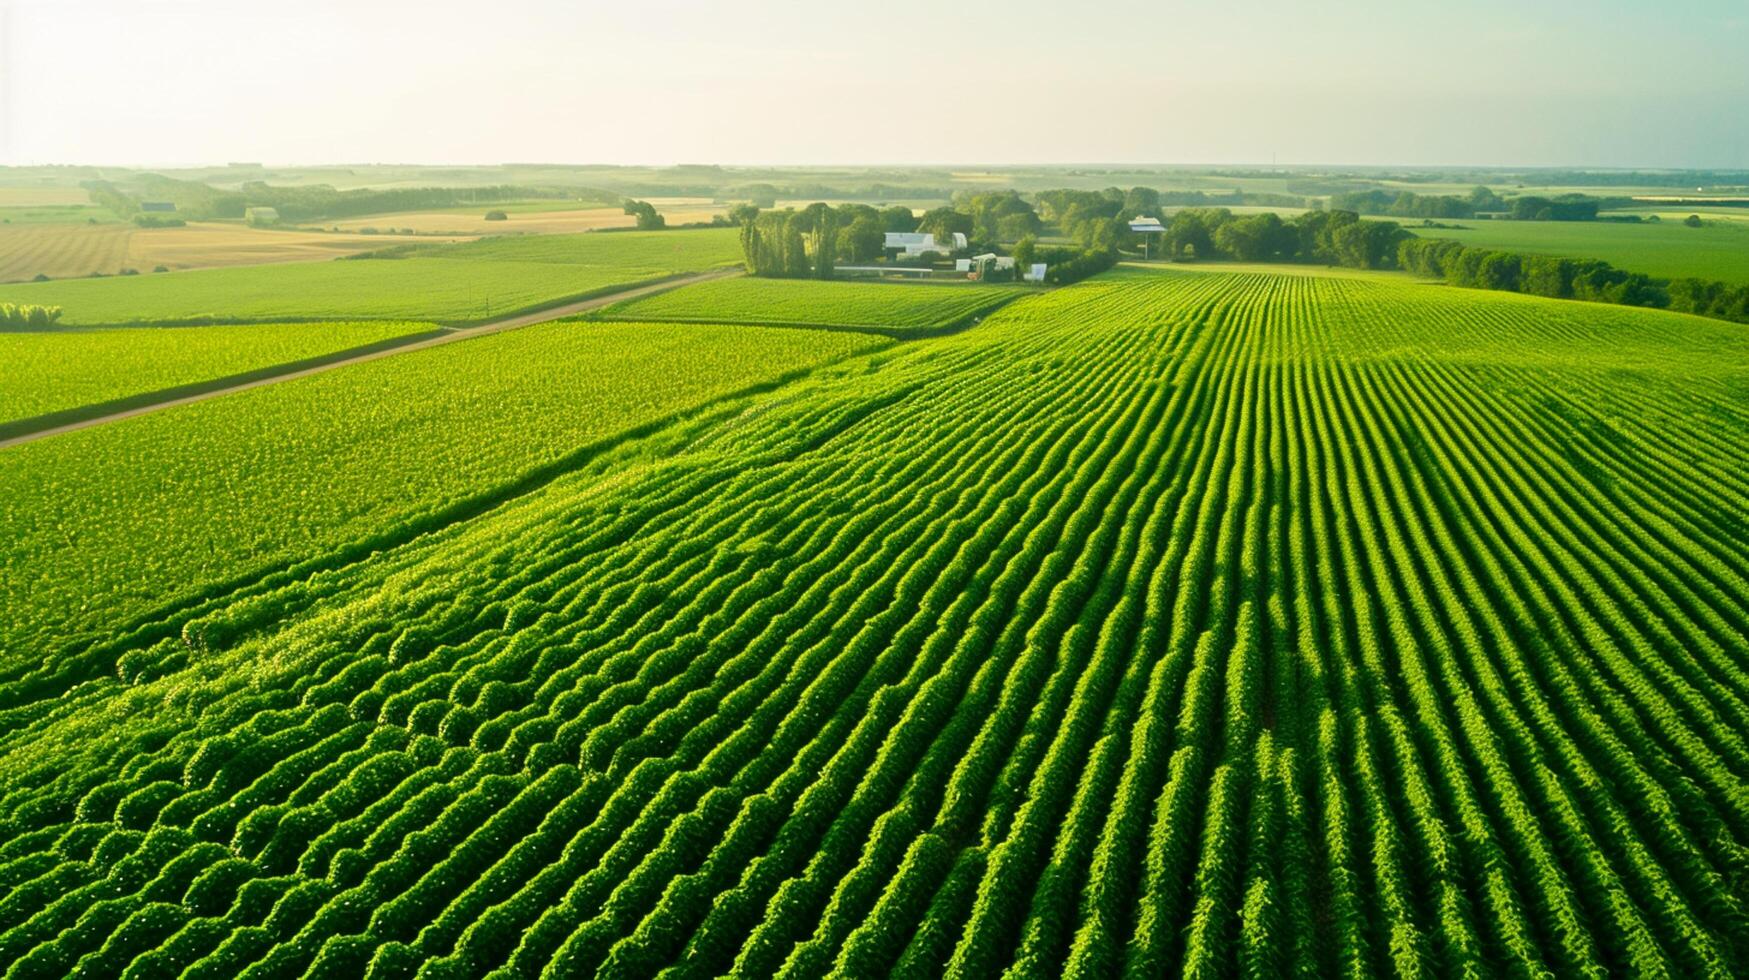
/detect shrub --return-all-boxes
[1,303,66,328]
[484,210,508,221]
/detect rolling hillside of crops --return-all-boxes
[0,319,884,660]
[1,266,1746,977]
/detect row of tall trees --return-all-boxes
[736,204,840,278]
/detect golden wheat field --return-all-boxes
[0,223,133,282]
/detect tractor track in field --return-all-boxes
[0,266,744,450]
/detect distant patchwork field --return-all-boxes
[0,228,744,323]
[0,222,469,284]
[328,204,721,236]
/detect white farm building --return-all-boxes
[885,231,968,256]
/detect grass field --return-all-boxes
[0,321,435,423]
[1417,217,1749,282]
[0,266,1744,977]
[0,318,885,655]
[598,276,1020,333]
[0,229,743,323]
[0,205,120,226]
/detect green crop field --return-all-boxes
[0,319,885,656]
[0,321,432,423]
[597,276,1019,334]
[0,229,743,325]
[2,266,1744,978]
[1418,217,1749,283]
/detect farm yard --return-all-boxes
[1,260,1745,978]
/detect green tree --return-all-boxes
[917,207,973,249]
[622,200,665,230]
[838,217,885,263]
[727,203,760,227]
[740,184,780,208]
[997,211,1042,241]
[880,205,918,233]
[796,202,838,278]
[1121,186,1161,219]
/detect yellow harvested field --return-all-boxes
[0,185,94,206]
[0,222,467,283]
[0,223,132,282]
[327,205,719,235]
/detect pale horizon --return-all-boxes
[4,0,1746,171]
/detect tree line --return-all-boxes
[1329,187,1635,221]
[1399,238,1749,323]
[1152,207,1749,324]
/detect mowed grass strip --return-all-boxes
[0,321,435,424]
[0,228,743,324]
[0,319,887,653]
[597,276,1021,334]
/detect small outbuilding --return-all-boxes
[244,207,281,227]
[1129,216,1167,258]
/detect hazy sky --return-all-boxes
[4,0,1746,169]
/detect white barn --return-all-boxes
[885,231,968,256]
